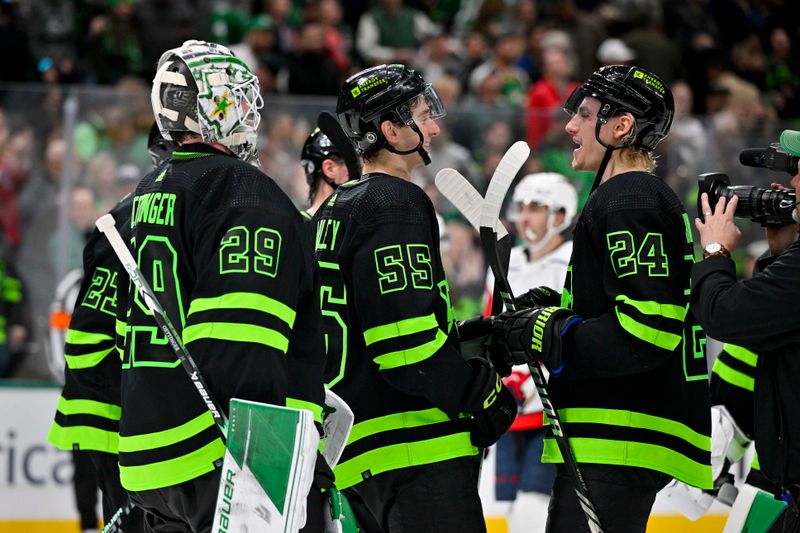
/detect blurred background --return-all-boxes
[0,1,797,529]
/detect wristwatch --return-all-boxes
[703,242,730,259]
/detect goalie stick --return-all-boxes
[477,142,604,533]
[96,213,228,436]
[96,214,228,533]
[317,110,362,181]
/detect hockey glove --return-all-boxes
[457,316,493,360]
[461,357,516,448]
[490,306,582,374]
[514,286,562,308]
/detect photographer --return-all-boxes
[693,130,800,532]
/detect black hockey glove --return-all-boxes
[514,286,562,308]
[490,306,582,374]
[461,357,516,448]
[457,316,493,360]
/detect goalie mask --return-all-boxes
[151,40,264,163]
[336,64,446,165]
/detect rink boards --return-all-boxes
[0,383,728,533]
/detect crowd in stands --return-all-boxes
[0,0,798,379]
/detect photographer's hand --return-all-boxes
[695,193,742,251]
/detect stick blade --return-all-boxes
[316,111,362,181]
[480,141,530,229]
[435,168,508,238]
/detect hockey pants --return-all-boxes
[546,463,670,533]
[343,456,486,533]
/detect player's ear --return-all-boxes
[614,113,635,141]
[380,119,399,144]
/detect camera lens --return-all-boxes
[698,172,797,226]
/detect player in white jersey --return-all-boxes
[483,172,577,533]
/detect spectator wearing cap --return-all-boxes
[231,15,284,94]
[231,15,278,73]
[596,38,635,66]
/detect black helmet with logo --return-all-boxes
[564,65,674,152]
[336,64,446,164]
[301,128,340,186]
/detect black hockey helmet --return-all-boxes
[336,64,445,164]
[563,65,674,152]
[301,128,340,186]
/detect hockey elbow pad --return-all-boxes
[462,357,516,448]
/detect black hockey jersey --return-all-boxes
[313,173,478,489]
[48,196,131,454]
[550,171,712,489]
[117,144,325,491]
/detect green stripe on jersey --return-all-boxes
[333,432,477,489]
[188,292,296,327]
[615,309,681,350]
[723,344,758,367]
[286,398,323,425]
[65,347,114,369]
[712,357,755,391]
[57,396,121,420]
[553,407,710,451]
[66,329,114,346]
[372,329,447,370]
[2,276,21,302]
[542,437,712,489]
[118,411,215,453]
[615,295,687,321]
[348,408,451,445]
[47,422,119,454]
[363,314,438,345]
[183,322,289,353]
[120,438,225,491]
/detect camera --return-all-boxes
[739,143,799,175]
[697,172,797,227]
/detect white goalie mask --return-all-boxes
[151,40,264,163]
[510,173,577,250]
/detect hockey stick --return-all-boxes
[435,168,511,315]
[478,144,604,533]
[317,111,362,180]
[95,214,228,437]
[96,214,228,532]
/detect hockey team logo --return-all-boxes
[351,76,387,99]
[530,307,556,353]
[632,70,665,95]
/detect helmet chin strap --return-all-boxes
[385,122,431,165]
[590,119,625,194]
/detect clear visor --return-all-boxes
[396,84,447,126]
[563,86,589,117]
